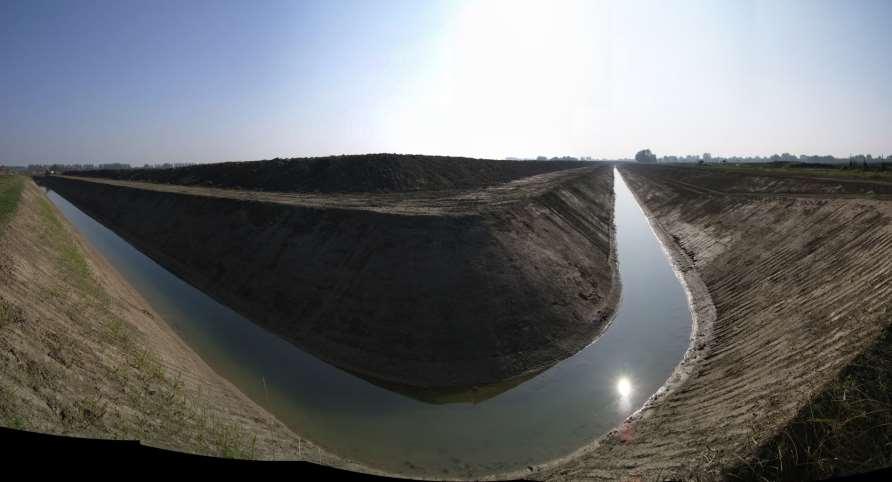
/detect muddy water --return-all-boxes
[43,168,692,478]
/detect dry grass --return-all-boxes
[725,326,892,481]
[0,180,319,462]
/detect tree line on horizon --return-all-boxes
[635,149,889,167]
[6,151,891,174]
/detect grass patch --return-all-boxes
[0,175,25,230]
[119,343,258,459]
[34,193,103,300]
[209,416,258,459]
[0,385,28,430]
[725,326,892,481]
[0,178,267,460]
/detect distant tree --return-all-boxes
[780,153,797,163]
[703,152,712,163]
[634,149,657,163]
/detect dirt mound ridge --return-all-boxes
[65,154,589,194]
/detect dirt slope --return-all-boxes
[0,176,364,468]
[66,154,589,193]
[536,164,892,481]
[38,165,617,389]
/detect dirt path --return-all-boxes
[534,165,892,481]
[57,166,600,216]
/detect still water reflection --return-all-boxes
[43,168,691,477]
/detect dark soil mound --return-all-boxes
[66,154,589,193]
[39,166,617,388]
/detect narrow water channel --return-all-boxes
[43,168,692,478]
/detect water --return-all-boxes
[43,168,692,477]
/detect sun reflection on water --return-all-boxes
[616,376,632,398]
[616,375,634,413]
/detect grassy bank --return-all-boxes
[0,175,25,228]
[0,179,343,463]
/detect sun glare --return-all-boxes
[391,0,604,157]
[617,376,632,398]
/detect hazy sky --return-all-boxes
[2,0,891,164]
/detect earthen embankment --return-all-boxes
[537,164,892,481]
[39,164,617,389]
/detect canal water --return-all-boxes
[44,168,692,477]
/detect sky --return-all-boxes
[2,0,891,165]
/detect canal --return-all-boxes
[44,168,692,478]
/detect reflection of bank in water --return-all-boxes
[346,367,543,404]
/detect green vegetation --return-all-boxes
[34,193,101,300]
[0,175,25,229]
[0,385,29,431]
[119,343,259,459]
[634,149,658,163]
[89,271,257,458]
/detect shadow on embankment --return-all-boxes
[34,164,617,393]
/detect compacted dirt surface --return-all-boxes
[534,164,892,481]
[39,160,617,390]
[0,176,370,470]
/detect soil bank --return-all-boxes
[535,164,892,481]
[0,176,368,469]
[37,164,617,389]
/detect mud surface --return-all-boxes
[66,154,589,193]
[0,179,365,468]
[38,165,617,388]
[538,164,892,481]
